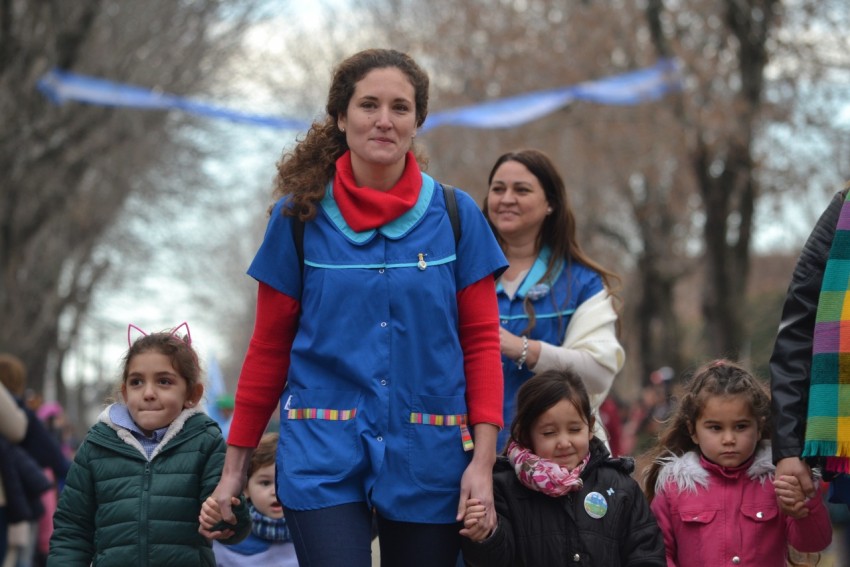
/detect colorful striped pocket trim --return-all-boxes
[287,408,357,420]
[409,412,468,426]
[409,412,474,452]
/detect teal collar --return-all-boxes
[497,245,563,299]
[320,173,436,244]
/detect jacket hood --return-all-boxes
[97,403,210,461]
[654,440,773,495]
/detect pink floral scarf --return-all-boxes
[506,441,590,497]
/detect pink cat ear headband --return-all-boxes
[127,321,192,347]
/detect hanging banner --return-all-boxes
[37,58,681,132]
[37,69,312,130]
[422,58,680,131]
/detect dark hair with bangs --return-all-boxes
[509,369,595,452]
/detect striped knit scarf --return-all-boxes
[806,189,850,473]
[249,503,292,542]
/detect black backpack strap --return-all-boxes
[442,184,461,246]
[292,214,305,275]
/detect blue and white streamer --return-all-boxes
[37,58,681,132]
[423,58,681,131]
[37,69,312,130]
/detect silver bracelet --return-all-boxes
[515,335,529,369]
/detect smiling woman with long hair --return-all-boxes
[483,148,624,452]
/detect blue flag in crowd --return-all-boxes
[203,354,233,437]
[37,58,681,132]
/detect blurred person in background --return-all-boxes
[0,355,67,567]
[0,382,28,564]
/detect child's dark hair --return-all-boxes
[250,432,279,479]
[642,359,771,501]
[510,369,595,451]
[121,327,202,395]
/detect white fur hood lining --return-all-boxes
[98,403,205,461]
[654,441,774,495]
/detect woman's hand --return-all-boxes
[198,495,241,540]
[774,457,815,518]
[498,327,523,360]
[457,424,498,539]
[198,445,253,539]
[774,467,814,520]
[499,327,538,369]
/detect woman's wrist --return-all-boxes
[515,335,529,369]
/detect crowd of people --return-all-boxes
[1,47,848,566]
[0,355,72,567]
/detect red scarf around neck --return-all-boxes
[333,151,422,232]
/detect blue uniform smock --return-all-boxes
[496,246,604,450]
[248,173,507,524]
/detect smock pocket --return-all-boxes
[282,389,362,480]
[407,394,472,492]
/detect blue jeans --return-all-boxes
[284,503,462,567]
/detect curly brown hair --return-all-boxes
[273,48,431,220]
[641,359,771,501]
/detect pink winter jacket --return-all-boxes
[650,443,831,567]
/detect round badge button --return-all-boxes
[584,491,608,519]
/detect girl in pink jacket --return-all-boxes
[642,359,831,566]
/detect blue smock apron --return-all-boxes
[497,246,603,450]
[248,173,507,523]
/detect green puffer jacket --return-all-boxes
[47,405,250,567]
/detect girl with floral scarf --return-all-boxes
[460,370,664,566]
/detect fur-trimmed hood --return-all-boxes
[98,403,207,461]
[654,441,774,495]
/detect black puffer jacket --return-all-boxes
[769,186,849,465]
[462,438,665,566]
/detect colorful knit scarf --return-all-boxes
[506,441,589,497]
[806,190,850,473]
